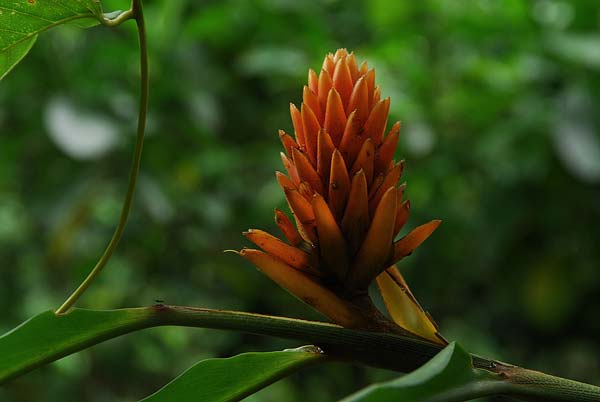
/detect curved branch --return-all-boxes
[56,0,149,314]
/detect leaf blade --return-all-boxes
[139,348,324,402]
[0,308,153,384]
[0,0,103,80]
[341,342,503,402]
[0,34,36,80]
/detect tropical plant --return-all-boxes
[1,1,599,401]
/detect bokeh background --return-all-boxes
[1,0,600,401]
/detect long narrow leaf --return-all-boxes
[0,309,153,383]
[140,347,324,402]
[340,342,503,402]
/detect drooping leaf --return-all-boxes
[0,0,103,80]
[0,308,154,384]
[139,347,324,402]
[341,342,502,402]
[0,307,349,387]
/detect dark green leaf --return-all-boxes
[0,308,153,384]
[341,342,503,402]
[0,0,103,80]
[139,347,324,402]
[0,307,343,387]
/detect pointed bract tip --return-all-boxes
[238,247,260,257]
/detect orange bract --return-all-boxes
[240,49,445,344]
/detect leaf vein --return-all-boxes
[0,15,91,53]
[0,6,55,23]
[0,27,28,35]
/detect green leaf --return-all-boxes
[340,342,503,402]
[139,347,324,402]
[0,309,325,398]
[0,308,154,384]
[0,34,36,80]
[0,0,103,80]
[0,306,449,390]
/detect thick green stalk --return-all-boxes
[144,307,600,402]
[56,0,149,314]
[494,363,600,402]
[158,305,448,373]
[2,305,599,402]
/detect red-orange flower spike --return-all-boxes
[239,49,444,344]
[308,69,319,95]
[279,130,298,157]
[342,169,370,250]
[244,229,313,273]
[303,86,322,123]
[274,208,302,247]
[275,171,295,192]
[280,153,299,186]
[328,150,351,220]
[333,56,353,110]
[324,88,347,145]
[348,76,369,124]
[317,129,335,184]
[317,69,333,110]
[289,103,305,150]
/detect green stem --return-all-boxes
[160,305,449,373]
[0,305,450,383]
[56,0,149,314]
[3,305,600,402]
[494,363,600,402]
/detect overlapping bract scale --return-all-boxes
[240,49,444,345]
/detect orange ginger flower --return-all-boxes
[239,49,445,345]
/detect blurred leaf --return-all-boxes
[0,0,102,80]
[546,34,600,70]
[139,347,324,402]
[44,96,119,159]
[552,89,600,184]
[340,342,500,402]
[238,46,306,77]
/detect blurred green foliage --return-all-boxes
[1,0,599,401]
